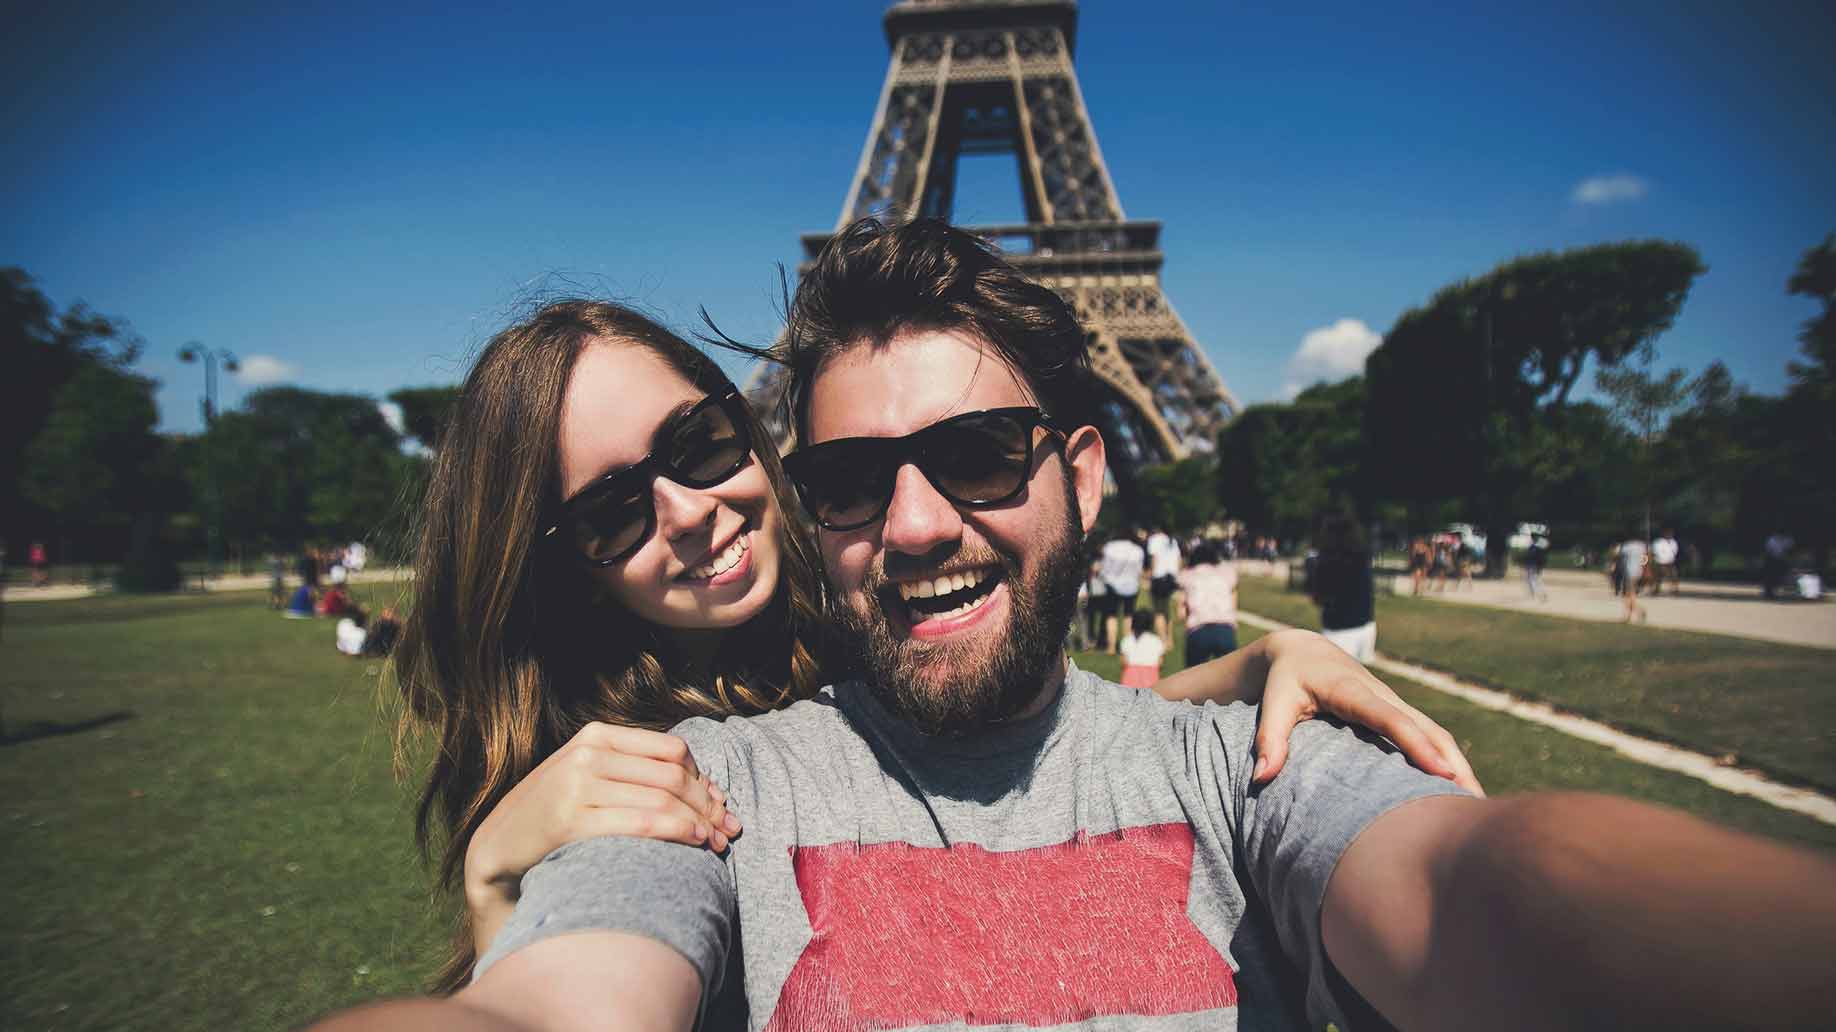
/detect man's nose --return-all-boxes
[881,463,962,557]
[653,477,718,542]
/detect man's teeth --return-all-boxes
[896,568,992,601]
[687,534,748,580]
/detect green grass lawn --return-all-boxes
[4,589,1834,1030]
[1,590,444,1031]
[1235,576,1836,794]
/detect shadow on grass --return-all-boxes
[1,710,135,747]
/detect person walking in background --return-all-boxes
[1763,531,1794,599]
[1430,535,1451,593]
[1409,536,1431,596]
[1117,610,1165,689]
[268,552,288,609]
[1619,531,1649,623]
[28,540,49,586]
[1311,515,1377,663]
[1083,555,1109,650]
[1523,535,1549,602]
[1177,539,1239,665]
[1144,525,1182,639]
[1651,528,1681,596]
[1098,528,1146,655]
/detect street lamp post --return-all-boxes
[178,344,238,580]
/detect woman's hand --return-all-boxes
[1152,628,1483,796]
[463,722,742,957]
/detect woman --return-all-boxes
[395,300,1480,991]
[1310,514,1378,664]
[1175,538,1239,665]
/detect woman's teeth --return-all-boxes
[687,534,748,580]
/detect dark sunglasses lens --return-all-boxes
[797,439,897,528]
[669,400,748,485]
[571,482,649,562]
[926,412,1032,503]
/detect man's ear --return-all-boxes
[1062,425,1106,535]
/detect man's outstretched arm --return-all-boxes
[1321,793,1836,1032]
[308,931,701,1032]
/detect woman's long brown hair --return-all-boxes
[391,300,828,992]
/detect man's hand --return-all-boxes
[1322,792,1836,1031]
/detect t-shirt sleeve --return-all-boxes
[472,720,739,1007]
[1205,710,1470,1030]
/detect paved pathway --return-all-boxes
[1395,567,1835,649]
[1,568,412,603]
[1236,609,1836,826]
[1246,560,1835,649]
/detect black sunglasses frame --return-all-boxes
[781,406,1070,532]
[541,389,753,566]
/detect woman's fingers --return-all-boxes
[1410,709,1485,797]
[578,782,739,852]
[1249,666,1314,783]
[576,723,702,781]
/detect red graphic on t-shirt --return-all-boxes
[761,822,1236,1031]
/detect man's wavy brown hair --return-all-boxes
[391,300,828,992]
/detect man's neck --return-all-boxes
[1006,649,1069,723]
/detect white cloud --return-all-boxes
[377,400,406,436]
[236,355,299,386]
[1281,318,1380,398]
[1571,173,1648,205]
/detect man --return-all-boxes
[1619,531,1649,623]
[321,220,1834,1031]
[1097,527,1145,654]
[1144,526,1182,639]
[1651,528,1680,596]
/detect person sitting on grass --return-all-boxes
[365,295,1479,996]
[1117,608,1164,688]
[283,583,316,619]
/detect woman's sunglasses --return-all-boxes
[542,389,753,566]
[780,406,1068,531]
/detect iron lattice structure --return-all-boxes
[752,0,1237,478]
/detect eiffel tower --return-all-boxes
[755,0,1237,477]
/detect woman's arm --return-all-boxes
[1151,628,1483,795]
[464,722,741,958]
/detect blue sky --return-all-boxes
[6,0,1833,434]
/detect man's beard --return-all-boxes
[831,483,1086,737]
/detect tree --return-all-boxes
[1365,241,1705,573]
[1215,377,1368,542]
[1133,457,1218,537]
[193,387,416,553]
[387,385,462,450]
[19,362,170,564]
[1595,363,1692,540]
[1,267,141,548]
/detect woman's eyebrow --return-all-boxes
[583,398,703,485]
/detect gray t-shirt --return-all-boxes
[478,667,1466,1030]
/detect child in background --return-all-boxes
[1118,609,1165,689]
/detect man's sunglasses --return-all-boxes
[780,406,1069,531]
[542,389,753,565]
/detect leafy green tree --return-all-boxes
[1,267,140,547]
[386,385,461,450]
[19,362,166,560]
[1215,377,1368,542]
[1365,241,1705,573]
[1595,363,1692,540]
[1133,457,1218,537]
[193,387,415,553]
